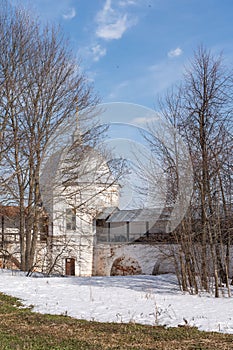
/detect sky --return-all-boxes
[9,0,233,209]
[11,0,233,110]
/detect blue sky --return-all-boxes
[12,0,221,208]
[13,0,233,110]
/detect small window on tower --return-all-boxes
[66,208,76,231]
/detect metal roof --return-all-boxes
[106,208,168,222]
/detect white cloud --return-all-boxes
[91,44,107,62]
[62,7,76,20]
[78,43,107,63]
[131,116,159,125]
[96,0,137,40]
[168,47,183,58]
[96,15,129,40]
[119,0,137,6]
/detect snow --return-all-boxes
[0,269,232,334]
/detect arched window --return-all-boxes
[66,208,76,230]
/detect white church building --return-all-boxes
[0,114,177,277]
[40,135,120,276]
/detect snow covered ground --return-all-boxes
[0,269,232,334]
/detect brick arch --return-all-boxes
[110,255,142,276]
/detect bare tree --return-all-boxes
[0,1,99,272]
[181,46,233,295]
[141,46,233,296]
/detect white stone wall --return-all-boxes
[93,243,177,276]
[49,179,119,276]
[93,243,233,277]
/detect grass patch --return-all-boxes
[0,292,232,349]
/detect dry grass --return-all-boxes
[0,293,232,349]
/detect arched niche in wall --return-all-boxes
[110,255,142,276]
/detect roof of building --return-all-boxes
[104,208,171,223]
[0,206,20,218]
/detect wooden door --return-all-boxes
[65,258,75,276]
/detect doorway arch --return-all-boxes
[65,258,75,276]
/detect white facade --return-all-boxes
[42,145,119,276]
